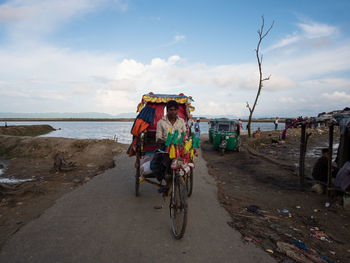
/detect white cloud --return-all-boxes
[0,0,127,40]
[266,19,338,53]
[322,91,350,103]
[298,22,338,39]
[174,35,186,42]
[265,34,300,51]
[278,97,296,103]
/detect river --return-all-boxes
[4,121,282,144]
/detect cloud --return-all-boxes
[298,21,338,39]
[265,34,300,51]
[278,97,296,103]
[322,91,350,103]
[174,35,186,42]
[0,0,127,40]
[157,35,187,48]
[266,19,338,53]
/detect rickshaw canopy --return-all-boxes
[137,93,195,113]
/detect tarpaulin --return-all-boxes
[148,103,165,131]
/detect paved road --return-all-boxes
[0,151,276,263]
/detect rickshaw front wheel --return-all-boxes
[170,174,188,239]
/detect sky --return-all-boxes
[0,0,349,117]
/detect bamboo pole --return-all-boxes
[299,123,306,186]
[327,124,334,196]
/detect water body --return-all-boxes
[5,121,282,144]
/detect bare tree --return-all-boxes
[246,16,274,137]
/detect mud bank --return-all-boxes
[0,135,128,249]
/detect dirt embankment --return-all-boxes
[0,132,128,249]
[0,125,55,137]
[201,129,349,263]
[246,127,340,177]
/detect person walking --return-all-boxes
[194,118,201,139]
[274,117,279,130]
[238,119,243,130]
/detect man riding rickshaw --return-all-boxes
[127,93,199,239]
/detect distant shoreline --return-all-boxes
[0,118,285,123]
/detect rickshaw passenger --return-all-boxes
[151,100,186,183]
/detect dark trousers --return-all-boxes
[150,146,171,181]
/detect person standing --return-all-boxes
[238,119,243,130]
[187,114,194,136]
[194,118,201,139]
[274,117,279,130]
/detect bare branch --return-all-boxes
[262,74,271,82]
[246,16,274,137]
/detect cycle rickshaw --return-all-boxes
[128,93,199,239]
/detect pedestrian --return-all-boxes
[194,118,201,139]
[274,117,279,130]
[238,119,243,130]
[187,114,194,136]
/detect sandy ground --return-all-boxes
[0,134,127,249]
[201,129,349,263]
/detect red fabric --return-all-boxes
[148,103,165,131]
[143,145,159,152]
[131,119,149,137]
[178,104,187,121]
[128,137,137,157]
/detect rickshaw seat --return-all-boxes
[143,130,159,152]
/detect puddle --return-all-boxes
[0,160,33,183]
[0,178,33,184]
[306,143,339,159]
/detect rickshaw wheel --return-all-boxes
[135,167,140,197]
[170,174,188,239]
[186,168,194,197]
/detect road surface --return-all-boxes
[0,151,275,263]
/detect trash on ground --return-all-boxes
[310,227,331,243]
[245,205,264,216]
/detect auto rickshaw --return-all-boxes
[212,119,240,155]
[127,92,199,239]
[208,120,216,143]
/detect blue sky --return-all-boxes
[0,0,349,117]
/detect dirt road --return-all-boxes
[0,151,275,263]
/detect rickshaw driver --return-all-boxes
[151,100,186,190]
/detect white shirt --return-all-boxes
[156,115,186,141]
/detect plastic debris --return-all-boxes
[310,227,331,242]
[325,202,330,208]
[317,253,334,263]
[245,205,264,216]
[281,209,292,218]
[296,206,301,209]
[292,240,307,250]
[266,249,274,254]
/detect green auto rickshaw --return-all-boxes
[208,120,216,143]
[213,119,240,155]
